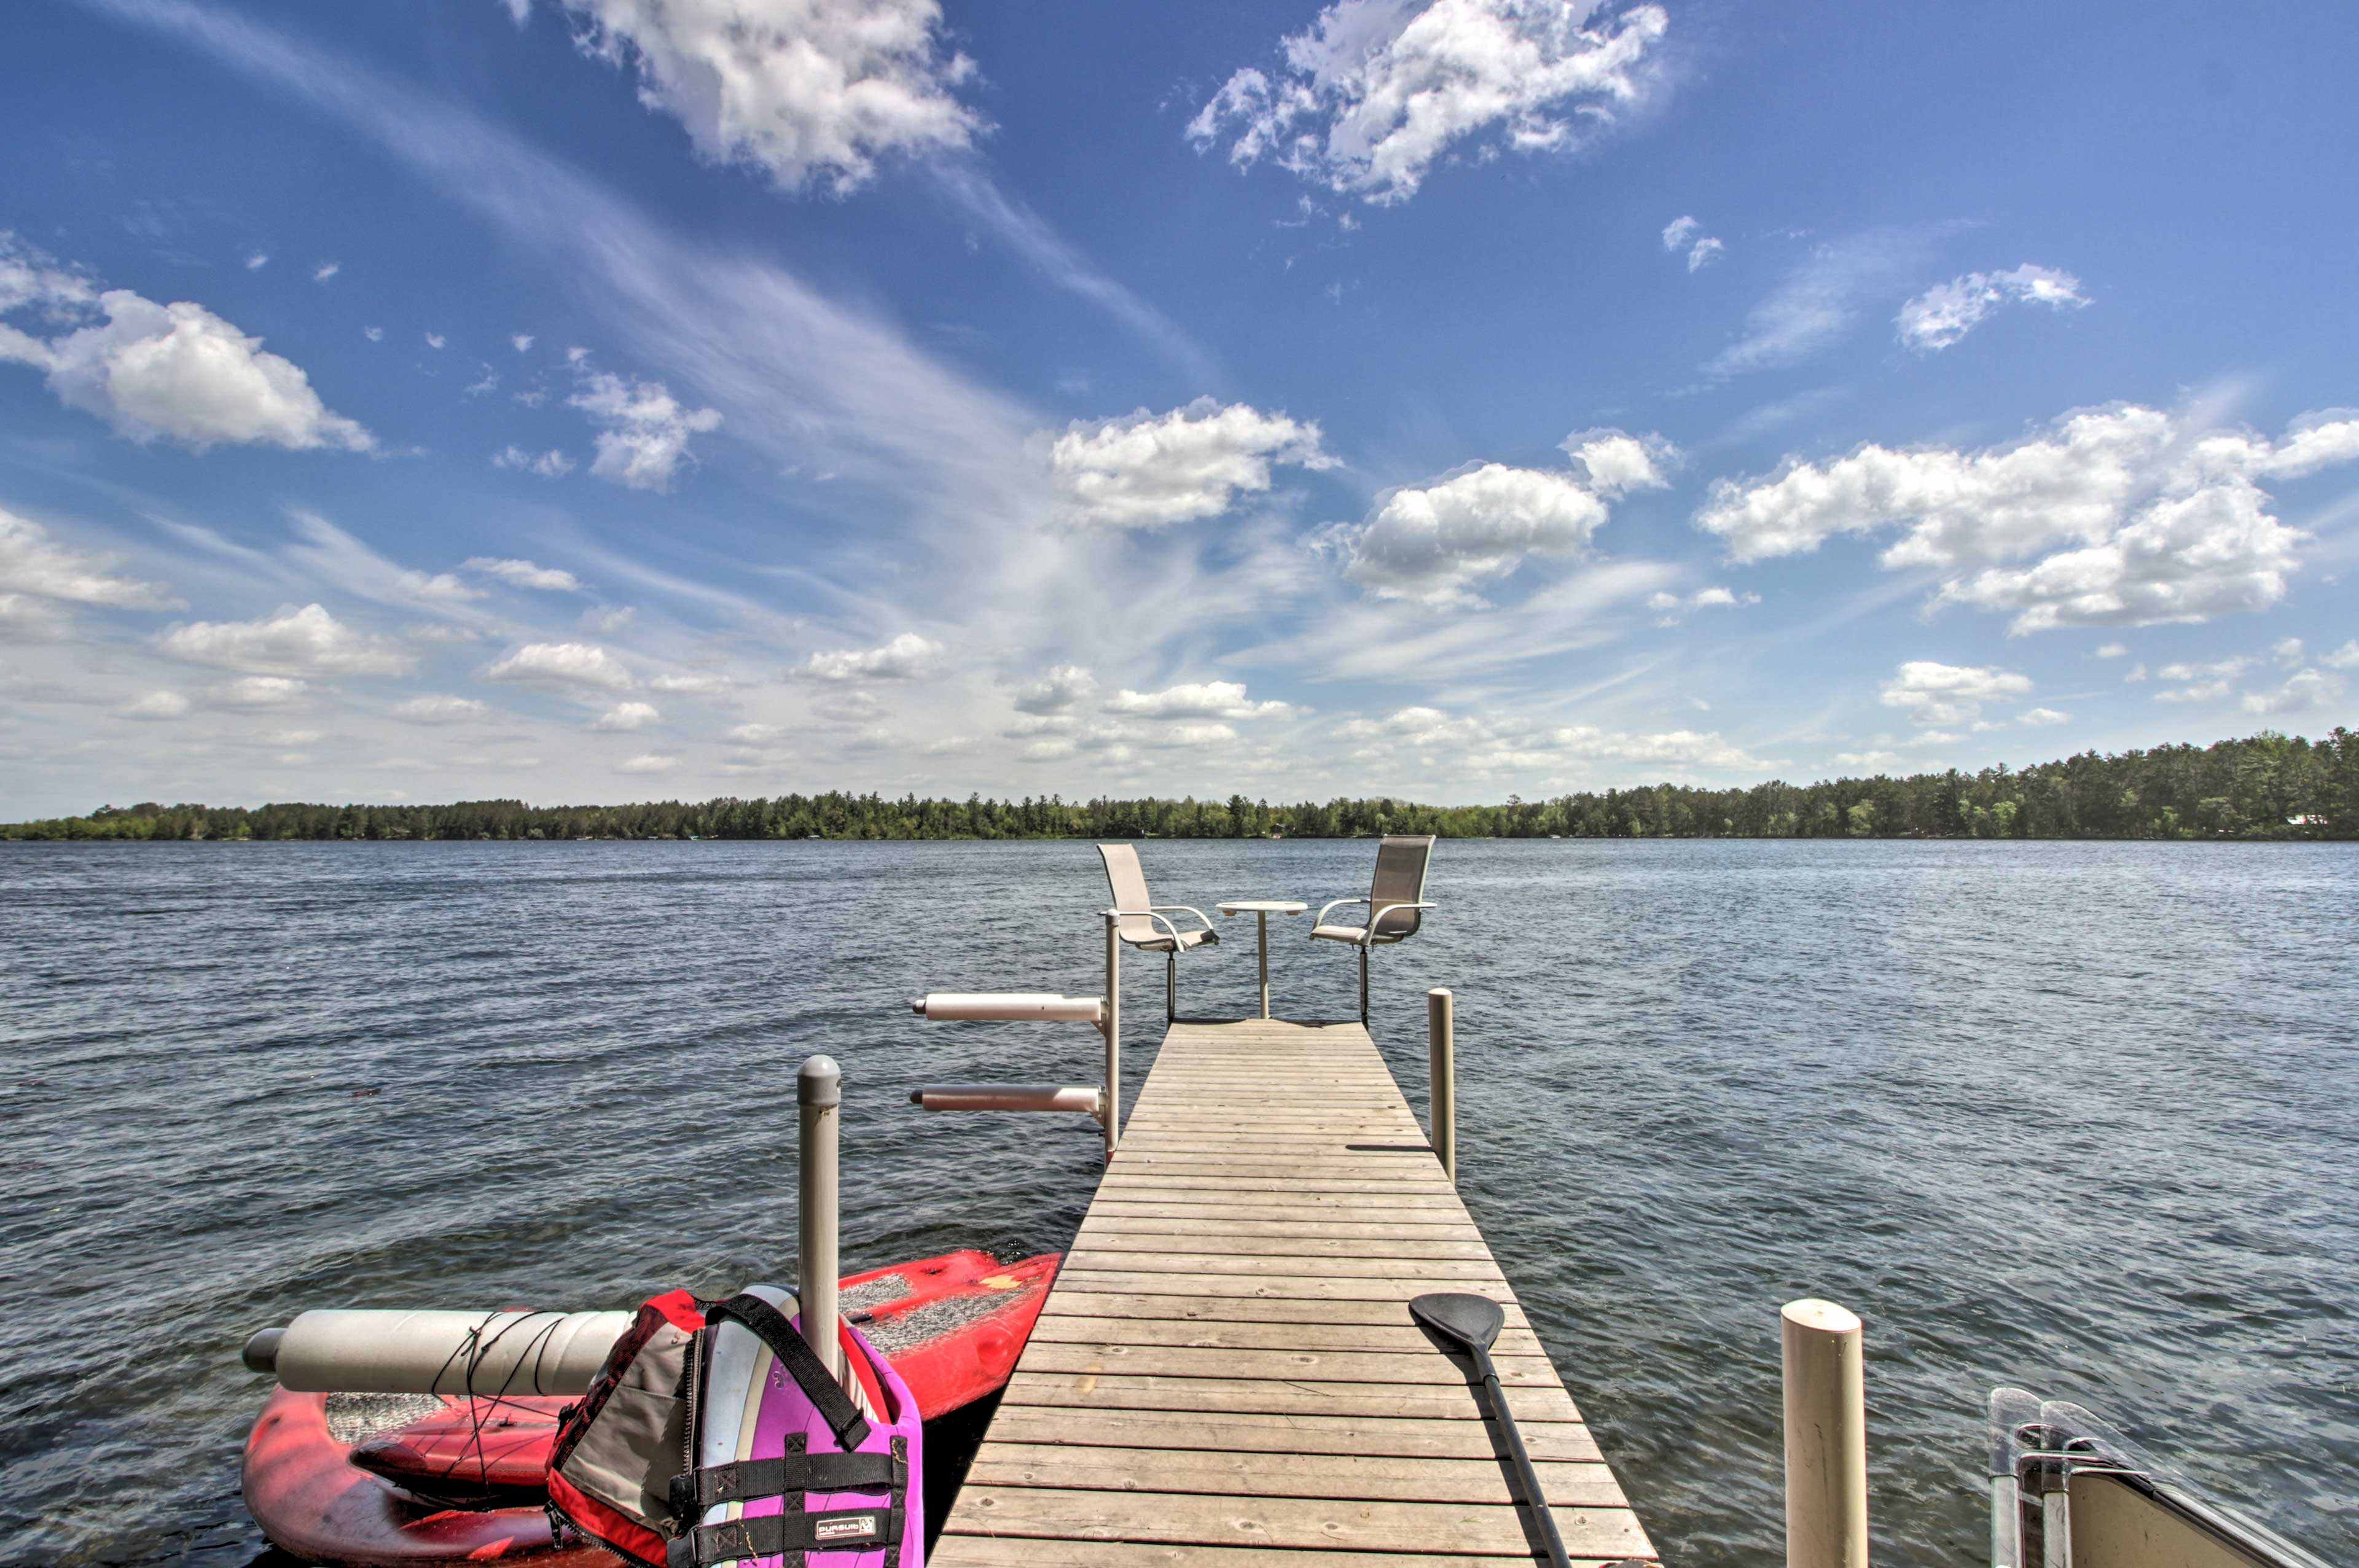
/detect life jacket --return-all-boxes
[547,1285,922,1568]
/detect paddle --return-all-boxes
[1409,1292,1573,1568]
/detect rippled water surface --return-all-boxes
[2,838,2354,1566]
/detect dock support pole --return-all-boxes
[1426,988,1455,1185]
[1103,911,1121,1161]
[1782,1298,1868,1568]
[799,1056,842,1380]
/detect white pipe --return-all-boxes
[910,993,1104,1023]
[799,1056,841,1383]
[256,1308,632,1394]
[1782,1297,1869,1568]
[909,1084,1103,1114]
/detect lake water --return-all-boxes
[2,838,2353,1566]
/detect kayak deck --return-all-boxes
[932,1017,1657,1566]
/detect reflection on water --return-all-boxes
[1,838,2352,1566]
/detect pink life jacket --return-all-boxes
[667,1289,923,1568]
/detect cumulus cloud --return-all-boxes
[1697,404,2359,633]
[206,675,310,709]
[2242,668,2343,716]
[1046,398,1334,528]
[592,700,662,731]
[616,752,678,773]
[555,0,980,195]
[0,507,174,608]
[1879,661,2033,726]
[1662,214,1721,271]
[485,640,635,689]
[1014,663,1095,715]
[568,371,721,490]
[2325,641,2359,671]
[493,444,576,477]
[1896,264,2089,352]
[158,603,416,677]
[646,670,729,693]
[1189,0,1671,205]
[1102,681,1291,720]
[1,234,372,451]
[391,693,490,724]
[426,332,446,349]
[1343,703,1763,771]
[120,690,192,722]
[1334,427,1670,606]
[804,631,941,680]
[465,556,583,592]
[2019,706,2069,726]
[1647,583,1758,623]
[2095,642,2127,658]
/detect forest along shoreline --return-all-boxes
[3,726,2353,842]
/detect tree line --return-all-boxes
[5,727,2354,843]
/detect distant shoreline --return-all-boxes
[6,727,2350,842]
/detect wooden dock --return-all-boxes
[932,1017,1657,1566]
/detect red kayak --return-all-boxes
[244,1250,1057,1568]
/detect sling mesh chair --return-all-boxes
[1311,835,1436,1023]
[1097,843,1219,1022]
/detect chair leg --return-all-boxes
[1167,951,1176,1023]
[1358,945,1369,1025]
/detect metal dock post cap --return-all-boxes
[1781,1298,1868,1568]
[799,1055,841,1106]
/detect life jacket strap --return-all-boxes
[664,1504,898,1568]
[667,1448,902,1513]
[702,1293,874,1453]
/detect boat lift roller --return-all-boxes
[906,913,1126,1158]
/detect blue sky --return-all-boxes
[2,0,2355,816]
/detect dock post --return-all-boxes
[1426,988,1455,1184]
[1102,911,1121,1160]
[1782,1298,1868,1568]
[799,1056,842,1379]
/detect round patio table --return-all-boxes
[1216,900,1309,1019]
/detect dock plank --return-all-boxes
[931,1018,1654,1566]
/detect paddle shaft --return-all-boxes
[1471,1344,1573,1568]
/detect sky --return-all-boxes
[2,0,2355,817]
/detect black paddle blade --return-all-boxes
[1409,1292,1504,1354]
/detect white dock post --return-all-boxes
[1427,988,1455,1184]
[1782,1298,1869,1568]
[1103,911,1121,1160]
[799,1056,842,1380]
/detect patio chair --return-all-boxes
[1097,843,1219,1022]
[1310,835,1436,1023]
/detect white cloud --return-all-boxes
[426,332,446,349]
[0,236,372,451]
[1896,264,2089,352]
[1830,750,1903,771]
[391,693,490,724]
[1698,404,2359,633]
[1344,703,1764,772]
[120,690,192,722]
[313,262,338,282]
[583,606,639,634]
[2152,658,2248,704]
[593,700,662,731]
[1046,398,1334,528]
[1649,582,1758,623]
[1189,0,1671,205]
[647,669,729,693]
[512,333,534,353]
[1879,661,2032,726]
[1702,231,1927,378]
[2095,642,2127,658]
[0,593,69,642]
[0,507,174,607]
[568,370,722,490]
[2019,706,2069,726]
[464,556,583,591]
[158,603,416,677]
[555,0,980,195]
[1101,681,1289,720]
[493,444,576,477]
[2242,668,2344,716]
[1014,663,1095,715]
[804,631,941,681]
[727,722,781,745]
[207,675,309,709]
[364,326,384,343]
[616,752,679,773]
[245,252,268,270]
[484,640,635,689]
[1336,429,1669,606]
[1661,215,1721,271]
[2324,640,2359,671]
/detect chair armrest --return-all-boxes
[1108,906,1184,944]
[1149,903,1216,934]
[1314,895,1369,926]
[1367,900,1435,936]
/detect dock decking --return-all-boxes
[933,1018,1657,1566]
